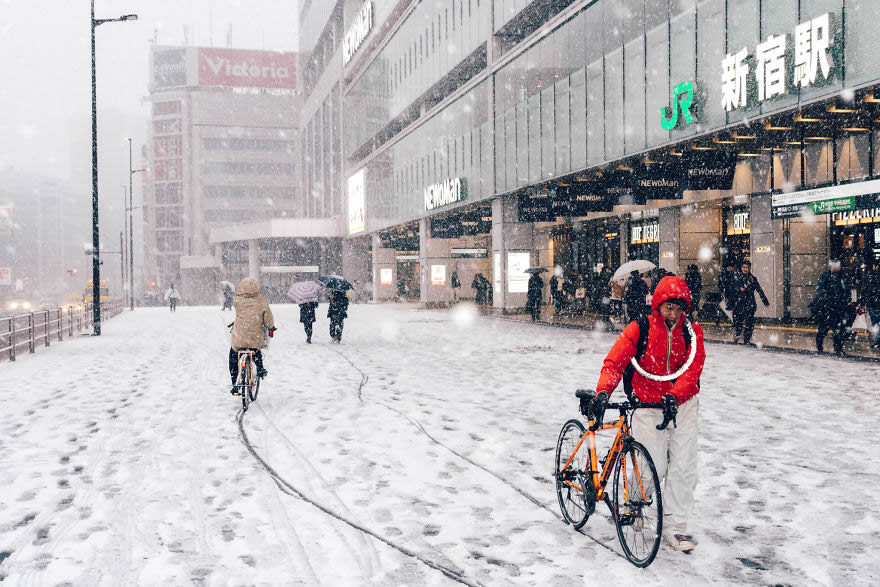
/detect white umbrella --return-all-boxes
[612,260,656,282]
[221,280,235,292]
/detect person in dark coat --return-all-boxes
[624,270,650,323]
[221,284,234,311]
[684,264,702,321]
[862,260,880,350]
[327,290,349,343]
[526,272,544,321]
[731,260,769,344]
[450,271,461,303]
[299,301,318,343]
[549,270,565,316]
[472,273,487,305]
[813,260,850,355]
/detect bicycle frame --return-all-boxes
[559,413,644,505]
[237,350,257,389]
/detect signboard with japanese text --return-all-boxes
[771,179,880,218]
[348,169,366,234]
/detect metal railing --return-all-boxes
[0,298,124,363]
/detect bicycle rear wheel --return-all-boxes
[241,357,251,412]
[554,419,593,529]
[611,439,662,567]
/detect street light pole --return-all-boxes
[129,138,145,312]
[121,185,128,293]
[90,0,138,334]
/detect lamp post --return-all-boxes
[90,0,137,335]
[121,185,127,293]
[128,138,145,311]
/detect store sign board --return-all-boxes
[380,268,393,286]
[518,191,556,222]
[722,13,834,112]
[631,222,660,244]
[343,1,373,65]
[152,48,188,89]
[633,164,684,200]
[431,264,446,286]
[507,251,531,293]
[683,151,737,190]
[660,81,697,130]
[450,248,488,258]
[771,180,880,218]
[605,171,646,206]
[424,177,465,211]
[0,267,10,286]
[831,208,880,223]
[348,169,366,234]
[198,48,296,89]
[567,183,616,214]
[733,212,749,232]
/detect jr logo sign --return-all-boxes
[660,80,696,130]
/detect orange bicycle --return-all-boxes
[554,390,677,567]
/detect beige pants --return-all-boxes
[630,397,699,535]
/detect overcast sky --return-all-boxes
[0,0,299,185]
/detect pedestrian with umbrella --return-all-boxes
[287,280,325,344]
[319,276,352,343]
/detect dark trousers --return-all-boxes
[169,299,177,312]
[816,319,845,353]
[529,303,540,321]
[229,348,264,384]
[330,319,344,341]
[303,321,313,342]
[732,307,756,343]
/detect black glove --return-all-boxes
[657,394,678,430]
[589,391,610,430]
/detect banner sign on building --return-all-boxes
[518,191,556,222]
[660,80,697,130]
[152,48,188,89]
[450,248,488,258]
[604,171,646,206]
[0,267,10,286]
[348,169,366,234]
[632,164,684,200]
[771,179,880,219]
[722,13,835,113]
[431,207,490,238]
[567,183,616,214]
[424,177,465,211]
[507,251,531,293]
[343,1,373,65]
[630,222,660,244]
[198,48,296,89]
[380,268,393,285]
[431,264,447,286]
[683,150,737,190]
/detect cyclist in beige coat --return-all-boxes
[229,277,275,394]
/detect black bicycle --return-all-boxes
[233,349,260,411]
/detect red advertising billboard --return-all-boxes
[197,48,296,89]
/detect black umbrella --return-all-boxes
[524,267,548,274]
[318,275,353,291]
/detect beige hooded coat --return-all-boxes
[231,278,275,350]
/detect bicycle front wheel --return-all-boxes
[554,419,592,529]
[611,439,662,567]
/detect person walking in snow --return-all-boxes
[299,301,318,344]
[684,264,702,321]
[812,259,850,355]
[526,272,544,322]
[862,260,880,350]
[327,290,349,343]
[228,277,275,394]
[221,284,234,311]
[731,260,769,345]
[593,275,706,552]
[624,270,650,323]
[164,284,181,312]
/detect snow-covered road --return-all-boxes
[1,303,877,585]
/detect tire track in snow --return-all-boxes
[332,345,632,565]
[236,407,479,587]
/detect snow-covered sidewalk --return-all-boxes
[1,303,877,585]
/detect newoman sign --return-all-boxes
[424,178,465,211]
[343,1,373,65]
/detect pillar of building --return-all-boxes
[341,235,371,298]
[418,217,453,307]
[749,194,781,319]
[371,234,397,302]
[677,203,721,289]
[491,195,535,312]
[247,239,259,281]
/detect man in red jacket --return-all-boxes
[594,275,706,552]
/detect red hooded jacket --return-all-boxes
[596,276,705,404]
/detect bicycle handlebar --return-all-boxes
[577,389,677,431]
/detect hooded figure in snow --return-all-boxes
[594,275,706,553]
[228,277,275,394]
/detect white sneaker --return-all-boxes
[664,533,695,552]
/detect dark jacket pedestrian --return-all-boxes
[526,273,544,321]
[550,273,565,315]
[327,291,349,343]
[299,301,318,343]
[222,285,234,311]
[813,261,849,354]
[473,273,488,305]
[684,265,702,317]
[862,262,880,348]
[624,271,650,323]
[730,261,768,344]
